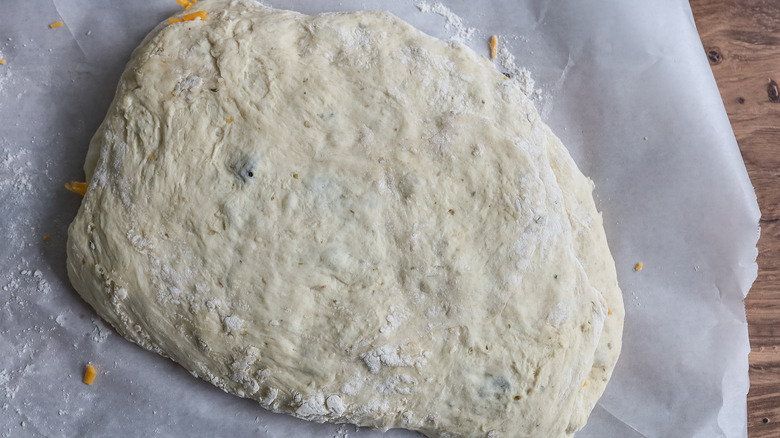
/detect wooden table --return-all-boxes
[690,1,780,436]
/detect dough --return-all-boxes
[66,1,624,436]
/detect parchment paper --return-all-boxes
[0,1,760,437]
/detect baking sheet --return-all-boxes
[0,0,760,437]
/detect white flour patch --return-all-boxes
[0,148,34,199]
[331,423,351,438]
[379,305,408,334]
[360,345,427,374]
[376,373,416,395]
[413,1,476,42]
[291,393,345,420]
[0,370,15,399]
[3,267,51,300]
[495,46,538,99]
[32,270,50,294]
[340,372,366,395]
[91,317,111,343]
[223,314,244,334]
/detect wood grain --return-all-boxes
[689,1,780,436]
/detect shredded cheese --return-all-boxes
[147,153,154,162]
[83,364,97,385]
[583,381,588,387]
[43,235,50,242]
[0,59,6,65]
[490,35,498,59]
[49,21,64,29]
[65,181,88,196]
[226,118,233,123]
[608,308,612,316]
[175,0,193,9]
[168,10,207,25]
[634,262,643,272]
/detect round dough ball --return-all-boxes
[67,1,624,437]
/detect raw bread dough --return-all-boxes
[66,1,624,436]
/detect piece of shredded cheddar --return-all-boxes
[83,364,96,385]
[168,10,207,25]
[147,153,154,162]
[0,59,6,65]
[634,262,643,272]
[43,235,50,242]
[50,21,64,29]
[226,118,233,123]
[583,381,588,387]
[608,308,612,315]
[175,0,193,9]
[65,181,88,196]
[490,35,498,59]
